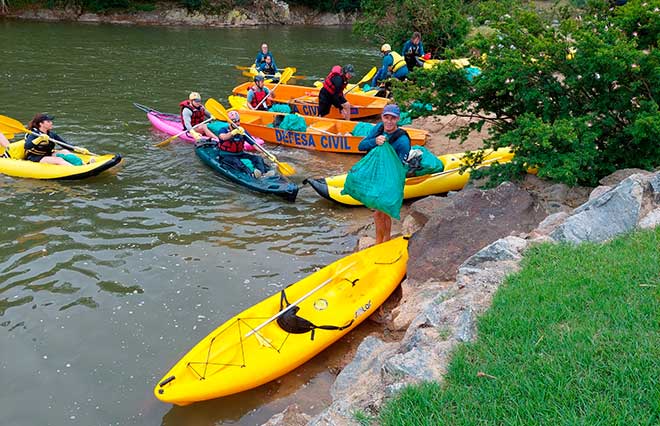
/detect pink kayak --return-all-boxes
[134,103,263,151]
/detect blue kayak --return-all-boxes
[195,144,299,202]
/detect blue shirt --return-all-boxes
[372,53,409,86]
[358,123,411,163]
[402,39,424,57]
[255,51,278,72]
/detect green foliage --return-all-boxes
[393,0,660,186]
[379,227,660,425]
[354,0,470,55]
[181,0,201,11]
[289,0,360,12]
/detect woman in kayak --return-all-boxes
[24,114,76,165]
[217,110,276,179]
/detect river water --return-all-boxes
[0,20,383,425]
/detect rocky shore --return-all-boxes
[262,114,660,425]
[3,0,356,26]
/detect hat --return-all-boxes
[254,75,265,82]
[382,104,400,118]
[342,64,355,75]
[381,43,392,53]
[33,113,55,125]
[189,92,202,102]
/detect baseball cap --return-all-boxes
[189,92,202,102]
[382,104,401,118]
[342,64,355,75]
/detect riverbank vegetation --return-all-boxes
[376,227,660,425]
[375,0,659,187]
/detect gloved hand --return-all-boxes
[230,126,245,136]
[189,130,202,141]
[33,134,50,145]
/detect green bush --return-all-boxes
[392,0,660,186]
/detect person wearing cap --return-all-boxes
[318,64,355,120]
[179,92,216,142]
[216,110,275,179]
[247,75,273,111]
[23,114,76,165]
[358,104,411,244]
[402,31,425,70]
[255,43,278,74]
[371,43,409,88]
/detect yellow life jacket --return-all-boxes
[388,51,407,73]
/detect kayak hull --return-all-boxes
[0,141,121,180]
[304,148,514,205]
[232,82,389,119]
[227,108,428,154]
[195,144,298,202]
[154,236,408,405]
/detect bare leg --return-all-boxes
[40,156,73,166]
[198,124,217,140]
[341,102,351,121]
[374,210,392,245]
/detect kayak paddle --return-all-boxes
[204,98,296,177]
[154,116,215,148]
[0,114,98,156]
[254,67,294,111]
[344,66,377,95]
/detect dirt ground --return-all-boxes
[411,114,489,154]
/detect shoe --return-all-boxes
[253,169,262,178]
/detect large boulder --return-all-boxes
[408,182,545,283]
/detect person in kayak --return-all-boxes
[318,64,355,120]
[216,110,276,179]
[258,55,279,77]
[371,43,409,88]
[247,75,273,111]
[180,92,216,142]
[402,31,426,70]
[24,113,78,165]
[357,104,411,244]
[255,43,278,74]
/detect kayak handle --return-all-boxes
[159,375,176,387]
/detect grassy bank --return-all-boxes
[378,228,660,425]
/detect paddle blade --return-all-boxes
[228,95,248,110]
[279,68,294,85]
[1,131,15,140]
[205,98,228,122]
[154,134,177,147]
[277,161,296,176]
[0,114,29,135]
[359,67,377,85]
[234,65,252,71]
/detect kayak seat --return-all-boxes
[276,289,353,341]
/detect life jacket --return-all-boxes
[179,100,207,130]
[24,129,55,157]
[322,65,347,96]
[249,85,270,110]
[376,122,410,146]
[387,51,407,73]
[217,132,245,153]
[259,62,276,75]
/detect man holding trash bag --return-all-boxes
[343,104,411,244]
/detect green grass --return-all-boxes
[379,228,660,425]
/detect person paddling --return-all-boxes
[24,114,80,166]
[255,43,278,74]
[357,104,411,244]
[180,92,217,142]
[247,75,273,111]
[216,110,276,179]
[318,64,355,120]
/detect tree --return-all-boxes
[392,0,660,186]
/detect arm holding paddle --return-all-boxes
[253,68,293,111]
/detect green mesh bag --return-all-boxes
[269,104,292,114]
[207,120,229,136]
[351,122,374,137]
[279,114,307,132]
[341,143,407,219]
[408,146,444,176]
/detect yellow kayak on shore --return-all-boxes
[0,141,122,180]
[154,236,409,406]
[304,148,514,206]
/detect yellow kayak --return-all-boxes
[304,148,514,206]
[245,65,297,84]
[154,236,409,405]
[0,141,122,180]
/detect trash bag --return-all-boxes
[279,114,307,132]
[406,146,444,176]
[397,111,413,126]
[269,104,292,114]
[207,121,229,136]
[341,143,407,219]
[351,122,374,137]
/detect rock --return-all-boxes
[589,185,613,201]
[261,403,312,426]
[407,195,452,227]
[639,207,660,229]
[528,211,569,238]
[599,168,651,186]
[408,182,545,283]
[550,174,645,243]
